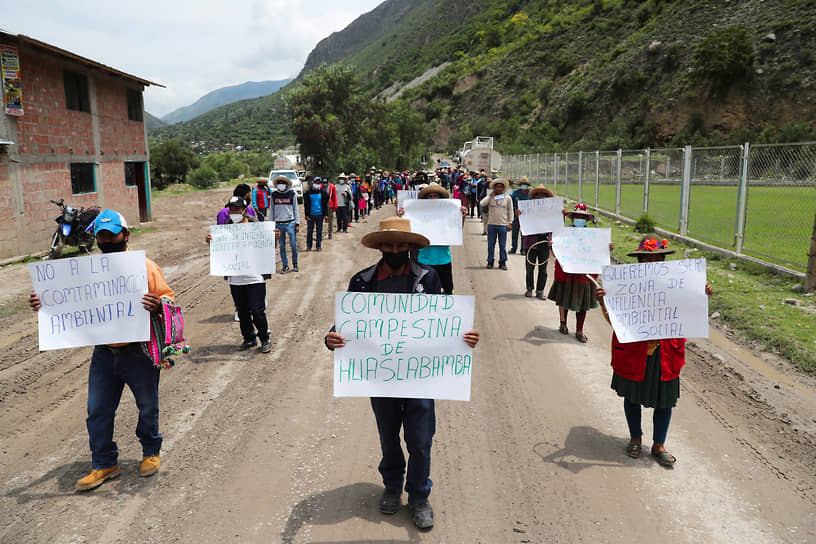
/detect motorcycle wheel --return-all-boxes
[48,230,64,259]
[79,237,95,253]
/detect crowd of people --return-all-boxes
[25,161,713,533]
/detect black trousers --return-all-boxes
[337,206,350,231]
[525,242,550,293]
[230,282,269,343]
[430,262,454,294]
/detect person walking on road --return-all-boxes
[596,236,713,467]
[270,175,300,273]
[335,173,353,233]
[252,177,271,221]
[480,178,514,270]
[217,183,257,224]
[324,217,480,530]
[29,209,174,491]
[206,197,274,353]
[510,176,532,253]
[303,177,329,251]
[548,203,611,343]
[517,185,554,299]
[326,177,338,240]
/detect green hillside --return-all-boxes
[149,0,816,154]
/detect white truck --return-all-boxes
[460,136,502,174]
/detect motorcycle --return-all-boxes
[47,199,101,259]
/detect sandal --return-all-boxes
[558,322,569,335]
[625,442,641,459]
[575,332,588,343]
[652,450,676,467]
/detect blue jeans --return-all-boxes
[278,222,298,267]
[370,398,435,504]
[306,215,323,249]
[487,224,508,264]
[87,345,161,469]
[624,399,673,444]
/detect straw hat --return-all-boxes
[337,173,348,180]
[489,178,509,190]
[256,177,268,184]
[564,203,595,220]
[627,236,675,257]
[271,175,291,188]
[361,217,430,249]
[529,185,554,198]
[418,182,450,199]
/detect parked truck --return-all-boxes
[460,136,502,173]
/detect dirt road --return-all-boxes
[1,187,815,543]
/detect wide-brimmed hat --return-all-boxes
[520,176,529,185]
[489,178,509,190]
[418,182,450,199]
[271,175,291,188]
[627,236,676,257]
[564,203,595,220]
[361,217,430,249]
[337,173,348,180]
[529,185,554,198]
[256,177,268,184]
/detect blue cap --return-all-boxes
[93,209,128,235]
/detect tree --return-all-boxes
[150,139,198,188]
[285,65,374,176]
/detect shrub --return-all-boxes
[634,214,656,233]
[691,26,754,93]
[187,165,219,189]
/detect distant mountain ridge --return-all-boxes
[161,79,293,124]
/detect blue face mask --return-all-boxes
[521,184,529,190]
[573,219,587,228]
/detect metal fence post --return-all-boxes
[578,151,583,203]
[643,148,651,214]
[564,153,569,200]
[536,153,540,185]
[594,150,600,208]
[615,149,622,215]
[680,145,692,236]
[554,153,559,195]
[735,142,750,254]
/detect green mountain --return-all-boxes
[161,79,293,124]
[149,0,816,154]
[144,111,166,130]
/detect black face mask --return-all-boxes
[98,240,127,253]
[382,250,410,269]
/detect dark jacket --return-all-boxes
[303,188,330,218]
[327,260,443,344]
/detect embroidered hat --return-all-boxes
[627,236,675,256]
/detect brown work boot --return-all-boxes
[139,455,160,477]
[76,466,120,491]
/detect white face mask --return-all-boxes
[229,213,244,223]
[277,184,288,192]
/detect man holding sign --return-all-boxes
[596,236,713,467]
[29,210,174,490]
[324,217,479,530]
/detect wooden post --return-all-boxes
[806,211,816,292]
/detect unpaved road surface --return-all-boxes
[1,187,815,543]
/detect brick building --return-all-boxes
[0,32,162,258]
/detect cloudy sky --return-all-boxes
[2,0,384,117]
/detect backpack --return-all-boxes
[141,297,190,370]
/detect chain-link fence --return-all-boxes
[503,142,816,272]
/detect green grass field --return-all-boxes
[562,182,815,270]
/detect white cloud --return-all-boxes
[2,0,383,117]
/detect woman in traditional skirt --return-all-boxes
[596,236,713,467]
[547,203,609,343]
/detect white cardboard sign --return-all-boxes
[209,222,277,276]
[28,251,150,350]
[402,198,463,246]
[552,228,611,274]
[518,197,565,235]
[396,190,419,210]
[602,258,709,343]
[333,292,475,401]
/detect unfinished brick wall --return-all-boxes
[0,41,150,258]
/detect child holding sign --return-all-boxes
[548,203,610,343]
[29,209,174,490]
[596,237,713,467]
